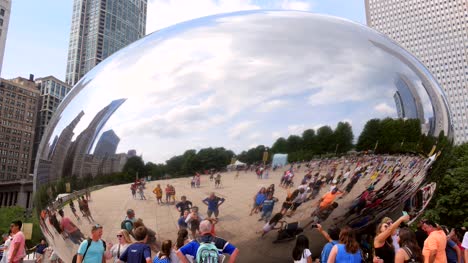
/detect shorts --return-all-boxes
[282,202,292,210]
[207,208,219,218]
[291,202,302,211]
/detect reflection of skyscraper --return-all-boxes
[37,111,84,185]
[94,130,120,157]
[127,149,137,157]
[393,74,424,122]
[393,91,404,119]
[68,99,126,177]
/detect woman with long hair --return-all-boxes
[292,235,312,263]
[256,212,285,238]
[327,226,362,263]
[153,240,172,263]
[395,228,423,263]
[175,229,190,250]
[105,229,132,263]
[374,215,409,263]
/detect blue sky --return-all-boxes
[2,0,365,81]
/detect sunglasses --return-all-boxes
[116,235,123,238]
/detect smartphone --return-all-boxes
[402,211,408,216]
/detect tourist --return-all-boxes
[165,185,171,204]
[250,187,267,216]
[29,238,47,263]
[58,209,84,245]
[287,187,308,217]
[292,235,312,263]
[1,232,11,263]
[76,224,106,263]
[394,228,423,263]
[441,226,462,263]
[316,225,340,263]
[106,229,132,263]
[119,226,151,263]
[373,214,410,263]
[176,220,239,263]
[130,184,137,199]
[327,226,362,263]
[215,173,222,188]
[266,184,275,197]
[202,193,225,220]
[7,221,26,263]
[152,184,163,205]
[122,209,137,234]
[153,240,172,263]
[175,229,191,250]
[256,213,285,238]
[421,220,447,263]
[175,196,193,217]
[185,207,204,238]
[259,194,279,222]
[69,199,80,221]
[138,184,146,200]
[177,211,189,230]
[169,185,176,204]
[461,231,468,262]
[133,219,158,252]
[79,196,95,223]
[195,173,201,188]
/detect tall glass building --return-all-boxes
[65,0,147,86]
[365,0,468,144]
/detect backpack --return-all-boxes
[402,246,420,263]
[121,219,133,232]
[72,238,106,263]
[196,236,220,263]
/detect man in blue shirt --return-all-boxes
[317,224,340,263]
[120,226,151,263]
[176,220,239,263]
[76,224,106,263]
[202,193,225,220]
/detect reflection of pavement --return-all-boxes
[43,156,427,262]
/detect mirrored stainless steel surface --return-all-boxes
[34,11,449,262]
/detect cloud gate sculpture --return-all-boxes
[34,11,451,262]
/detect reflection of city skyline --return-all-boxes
[37,99,128,186]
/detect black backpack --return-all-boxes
[121,219,133,232]
[72,238,106,263]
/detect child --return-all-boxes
[119,226,151,263]
[152,184,163,205]
[256,213,285,238]
[250,187,267,216]
[259,194,279,222]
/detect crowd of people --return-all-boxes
[5,154,467,262]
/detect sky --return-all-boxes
[1,0,365,81]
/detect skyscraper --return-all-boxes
[65,0,147,86]
[365,0,468,144]
[32,76,71,173]
[0,0,11,76]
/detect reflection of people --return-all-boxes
[29,239,47,263]
[203,193,225,220]
[175,196,193,217]
[152,185,163,205]
[58,209,84,245]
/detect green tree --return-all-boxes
[122,156,146,177]
[333,122,354,153]
[356,119,381,151]
[271,137,287,154]
[316,126,334,153]
[286,135,303,153]
[302,129,317,153]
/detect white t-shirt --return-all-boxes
[462,232,468,249]
[110,243,130,263]
[294,248,312,263]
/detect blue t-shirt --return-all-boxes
[36,244,47,254]
[77,239,105,262]
[179,235,236,259]
[255,193,267,205]
[203,197,225,211]
[335,244,361,263]
[261,199,277,212]
[178,216,188,228]
[446,240,458,263]
[321,240,338,263]
[120,243,151,263]
[152,254,170,263]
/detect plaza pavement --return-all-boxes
[44,160,402,263]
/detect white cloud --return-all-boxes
[272,131,282,139]
[229,121,256,139]
[287,124,306,135]
[257,99,289,113]
[146,0,261,34]
[374,103,396,115]
[280,0,313,11]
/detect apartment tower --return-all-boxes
[365,0,468,144]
